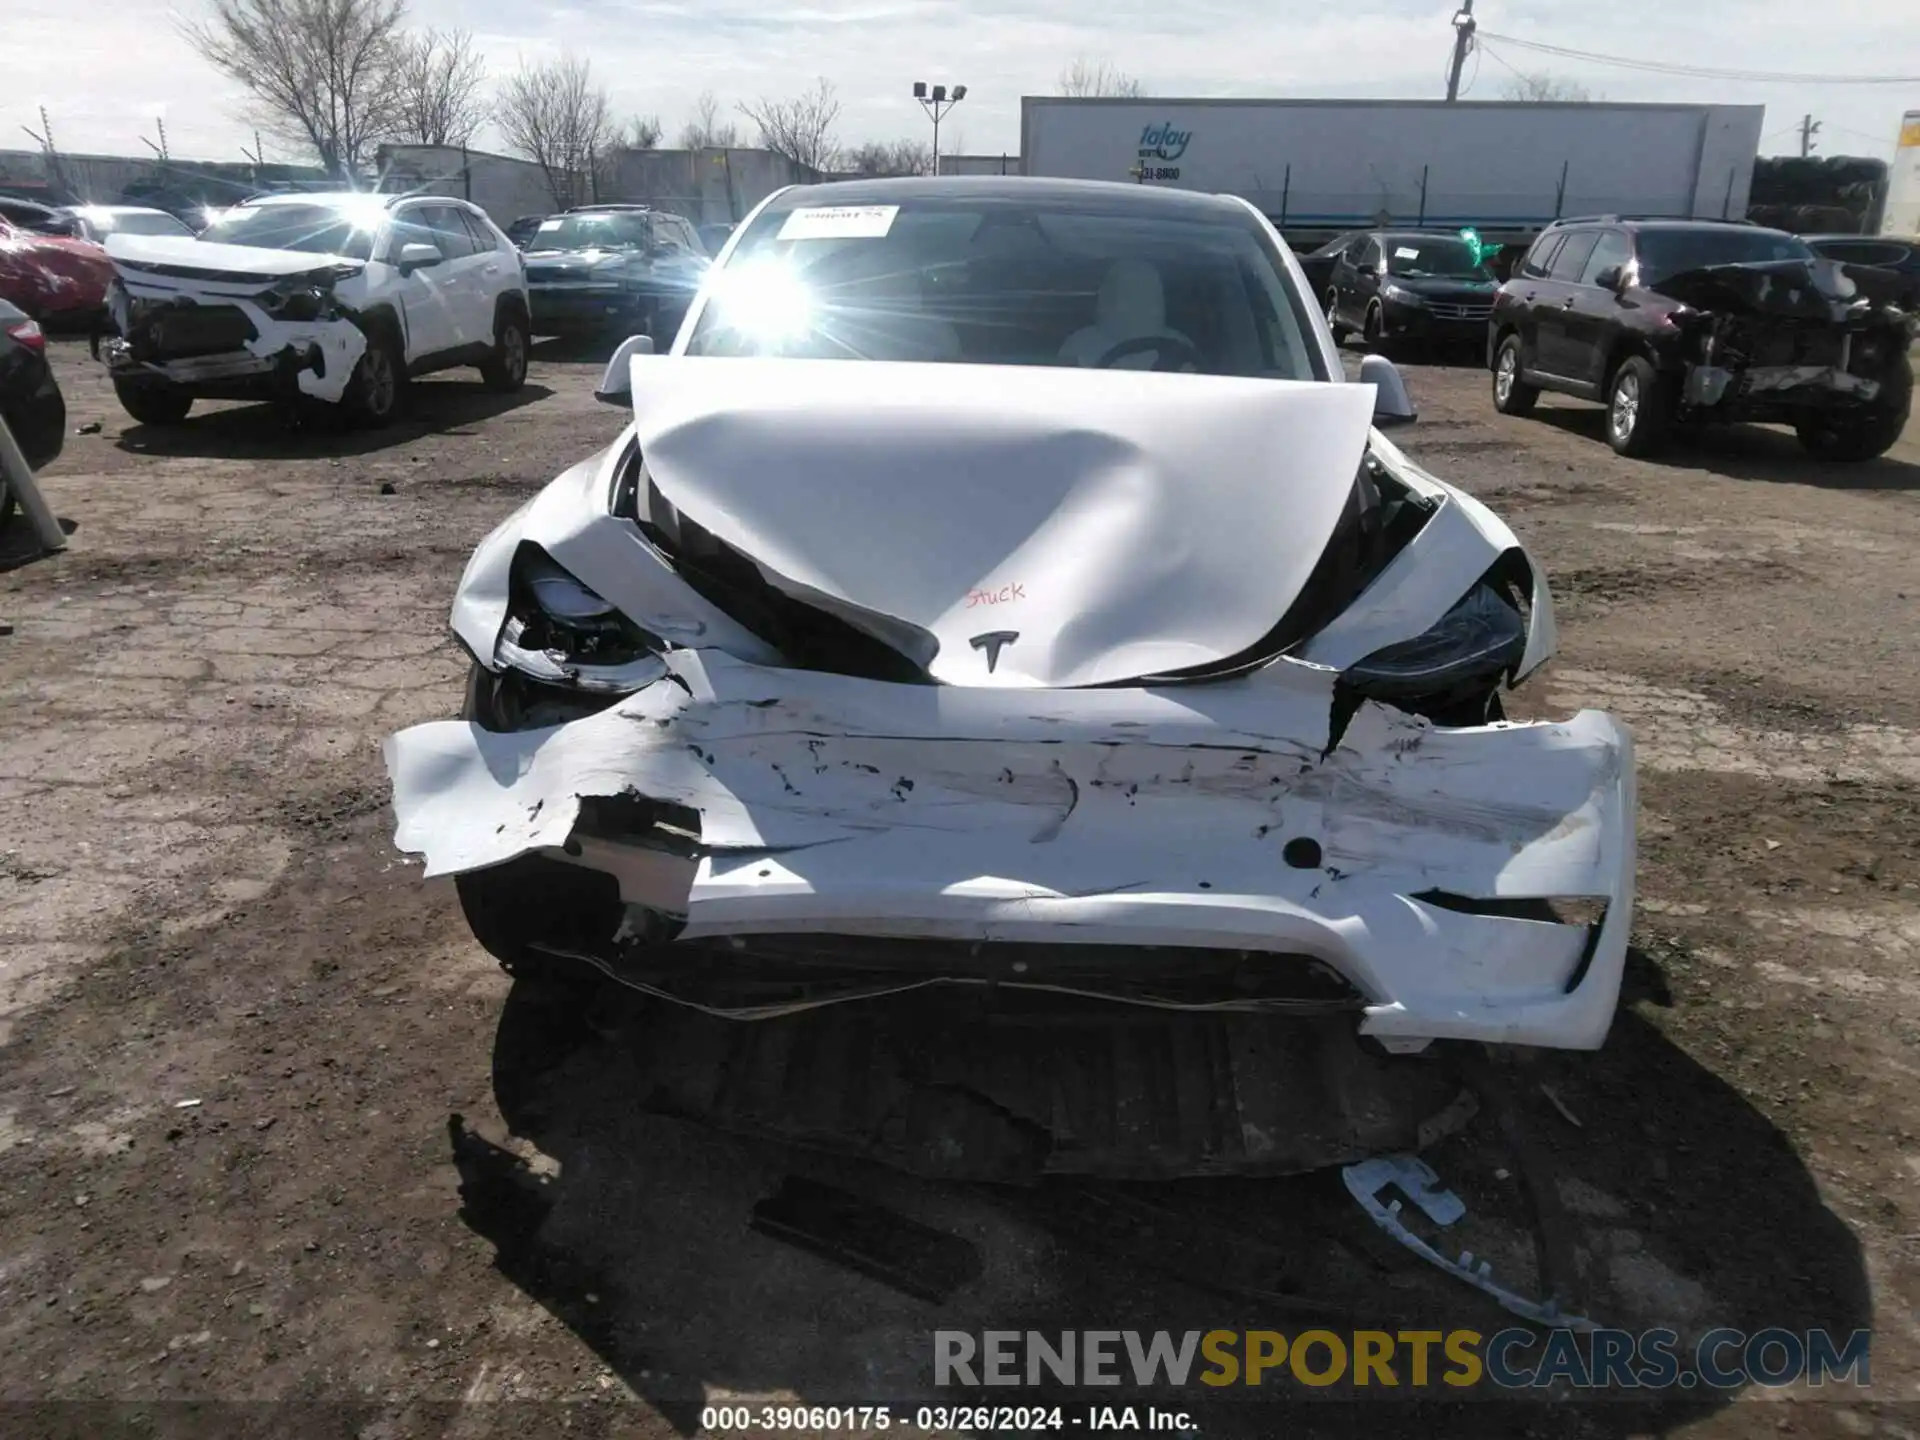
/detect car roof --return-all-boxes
[768,174,1259,222]
[1803,233,1916,244]
[236,190,406,210]
[67,204,179,217]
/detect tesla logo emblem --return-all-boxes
[970,631,1019,673]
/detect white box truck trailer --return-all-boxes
[1020,98,1765,244]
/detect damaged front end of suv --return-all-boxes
[386,350,1636,1116]
[1660,257,1914,460]
[95,233,371,421]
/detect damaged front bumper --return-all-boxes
[386,649,1635,1053]
[98,286,367,404]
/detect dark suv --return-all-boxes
[1488,218,1914,461]
[1316,230,1499,352]
[522,207,711,340]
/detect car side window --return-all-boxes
[1352,236,1381,270]
[383,209,437,264]
[1548,230,1600,282]
[418,204,478,259]
[455,208,501,253]
[1820,240,1905,266]
[1581,230,1633,284]
[671,219,701,252]
[1519,233,1563,279]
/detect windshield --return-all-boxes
[686,195,1323,379]
[198,203,377,261]
[528,213,650,251]
[1636,228,1815,286]
[1383,237,1489,279]
[84,209,194,239]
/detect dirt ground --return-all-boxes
[2,335,1918,1439]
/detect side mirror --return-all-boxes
[395,241,443,275]
[595,333,656,405]
[1359,353,1417,428]
[1593,265,1625,292]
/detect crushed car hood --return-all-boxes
[1655,257,1887,323]
[104,232,364,283]
[628,357,1377,688]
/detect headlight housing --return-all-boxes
[1342,582,1526,710]
[502,546,661,672]
[262,281,334,322]
[1381,283,1422,305]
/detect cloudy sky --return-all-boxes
[4,0,1914,166]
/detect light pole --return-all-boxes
[913,81,967,176]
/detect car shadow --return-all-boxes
[1530,402,1920,491]
[530,335,627,366]
[457,969,1868,1435]
[107,379,553,460]
[1338,338,1487,371]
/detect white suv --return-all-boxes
[98,191,531,427]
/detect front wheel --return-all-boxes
[1795,359,1912,462]
[1362,302,1385,351]
[1491,334,1539,417]
[346,326,406,427]
[480,307,529,392]
[1605,355,1673,458]
[1325,290,1350,343]
[113,378,193,427]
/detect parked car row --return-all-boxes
[1301,216,1915,463]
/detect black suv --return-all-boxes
[522,207,711,340]
[1488,217,1913,460]
[1313,230,1499,352]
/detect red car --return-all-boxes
[0,215,113,323]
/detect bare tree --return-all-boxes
[390,26,488,146]
[1500,71,1593,103]
[1058,57,1144,97]
[679,90,738,150]
[496,54,614,208]
[843,138,931,178]
[739,78,842,176]
[621,114,663,149]
[180,0,408,179]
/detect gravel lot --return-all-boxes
[1,337,1917,1437]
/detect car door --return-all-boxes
[415,204,491,349]
[1564,228,1634,389]
[456,207,519,324]
[1336,235,1381,327]
[1529,229,1599,379]
[381,204,460,361]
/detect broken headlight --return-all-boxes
[261,282,334,322]
[502,546,661,670]
[1342,583,1526,705]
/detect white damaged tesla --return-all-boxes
[384,178,1635,1055]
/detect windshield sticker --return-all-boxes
[777,205,899,241]
[1394,246,1420,259]
[538,219,563,231]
